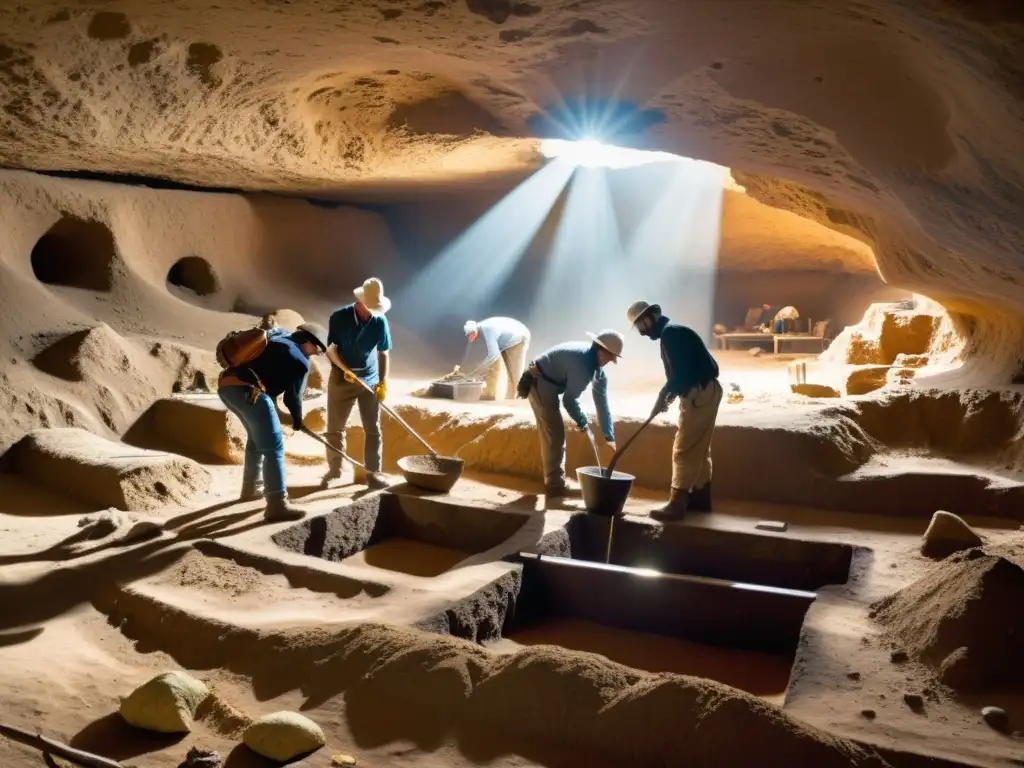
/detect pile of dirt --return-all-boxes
[871,552,1024,691]
[134,395,246,463]
[157,550,265,598]
[314,624,886,767]
[10,427,211,511]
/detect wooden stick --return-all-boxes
[0,723,123,768]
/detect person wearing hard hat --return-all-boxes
[626,301,722,520]
[464,317,531,400]
[322,277,393,490]
[516,331,621,497]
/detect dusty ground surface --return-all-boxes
[1,1,1023,763]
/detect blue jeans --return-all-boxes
[219,386,286,497]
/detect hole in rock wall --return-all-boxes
[30,215,117,292]
[167,256,219,296]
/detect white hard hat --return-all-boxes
[587,329,624,361]
[464,320,479,336]
[626,300,658,326]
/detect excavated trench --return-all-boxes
[272,492,852,701]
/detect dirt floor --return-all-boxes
[2,370,1023,767]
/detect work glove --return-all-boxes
[374,380,387,402]
[343,369,357,384]
[606,440,617,452]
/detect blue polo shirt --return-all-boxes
[327,303,392,386]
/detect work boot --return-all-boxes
[650,488,688,522]
[320,467,343,488]
[545,480,581,498]
[687,482,712,512]
[264,494,306,522]
[239,481,264,502]
[366,472,389,490]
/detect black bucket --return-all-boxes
[576,466,635,517]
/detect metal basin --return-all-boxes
[398,454,465,493]
[577,466,634,517]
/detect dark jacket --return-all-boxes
[653,316,719,398]
[230,336,310,427]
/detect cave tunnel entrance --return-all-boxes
[30,214,118,292]
[167,255,219,297]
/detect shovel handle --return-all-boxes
[605,410,660,477]
[330,357,439,457]
[301,428,367,470]
[0,723,123,768]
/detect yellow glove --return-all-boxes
[343,369,357,384]
[374,380,387,401]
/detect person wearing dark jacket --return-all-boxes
[218,322,327,521]
[626,301,722,520]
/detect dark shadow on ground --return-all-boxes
[0,626,44,648]
[71,712,185,761]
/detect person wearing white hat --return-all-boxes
[323,277,393,490]
[464,317,531,400]
[626,300,722,520]
[515,330,622,497]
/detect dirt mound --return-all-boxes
[155,549,266,598]
[134,395,245,463]
[11,428,211,511]
[313,624,885,767]
[871,552,1024,691]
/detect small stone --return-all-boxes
[890,650,908,663]
[921,510,983,559]
[847,671,861,681]
[981,706,1009,733]
[903,693,925,712]
[860,709,876,719]
[331,756,358,766]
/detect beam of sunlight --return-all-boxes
[530,165,623,336]
[394,158,575,326]
[526,142,729,386]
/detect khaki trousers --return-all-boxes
[528,387,566,489]
[671,379,724,492]
[482,339,530,400]
[325,367,382,473]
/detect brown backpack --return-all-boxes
[216,327,269,369]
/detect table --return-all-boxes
[715,333,827,354]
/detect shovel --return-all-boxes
[0,722,123,768]
[301,427,367,470]
[329,357,465,491]
[331,358,441,457]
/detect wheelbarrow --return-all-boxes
[330,358,465,492]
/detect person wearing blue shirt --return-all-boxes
[519,330,622,497]
[323,277,393,489]
[218,322,328,522]
[626,300,722,520]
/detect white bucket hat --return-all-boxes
[586,329,624,361]
[464,320,479,337]
[353,277,391,315]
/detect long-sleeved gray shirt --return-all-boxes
[532,342,614,442]
[474,316,530,360]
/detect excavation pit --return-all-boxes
[496,552,814,702]
[556,514,853,591]
[271,493,536,579]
